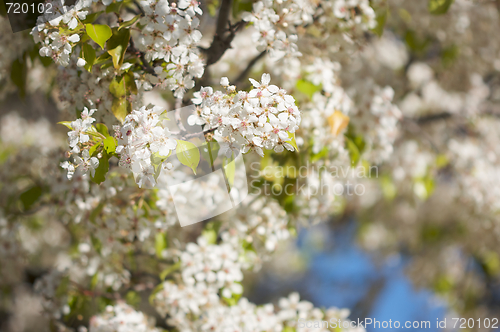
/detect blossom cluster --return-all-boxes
[191,73,301,157]
[61,108,101,179]
[350,83,402,163]
[177,236,244,298]
[151,284,364,332]
[115,105,177,188]
[137,0,205,97]
[31,0,91,66]
[90,301,160,332]
[241,0,304,61]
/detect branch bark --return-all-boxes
[202,0,246,67]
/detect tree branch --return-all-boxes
[215,0,233,38]
[202,0,246,66]
[234,50,266,89]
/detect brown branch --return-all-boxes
[234,50,266,89]
[216,0,233,38]
[203,0,246,66]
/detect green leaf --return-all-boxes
[428,0,454,15]
[109,73,137,98]
[287,132,299,152]
[232,0,253,18]
[119,15,141,30]
[90,272,99,290]
[202,228,217,245]
[155,232,167,259]
[89,143,100,157]
[372,4,388,37]
[58,121,73,130]
[82,11,103,24]
[109,76,127,98]
[85,24,112,50]
[95,123,110,137]
[223,153,236,188]
[103,136,117,154]
[346,138,360,167]
[91,152,109,184]
[159,261,181,280]
[111,97,130,123]
[149,283,164,305]
[20,186,42,210]
[94,52,111,65]
[10,58,27,98]
[151,152,170,180]
[106,1,124,13]
[112,98,130,123]
[405,30,431,54]
[175,140,200,174]
[200,140,220,168]
[295,79,321,99]
[124,72,138,94]
[81,43,96,72]
[107,28,130,70]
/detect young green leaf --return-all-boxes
[155,233,167,259]
[95,123,110,137]
[106,1,124,13]
[175,140,200,174]
[111,97,130,123]
[91,152,109,184]
[82,11,103,24]
[103,136,117,154]
[107,28,130,70]
[109,76,127,98]
[346,138,360,167]
[287,132,299,152]
[58,121,73,130]
[428,0,454,15]
[85,24,112,50]
[223,154,236,188]
[119,15,141,30]
[295,79,321,100]
[94,52,111,65]
[151,151,170,180]
[81,43,96,72]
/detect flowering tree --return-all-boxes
[1,0,500,331]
